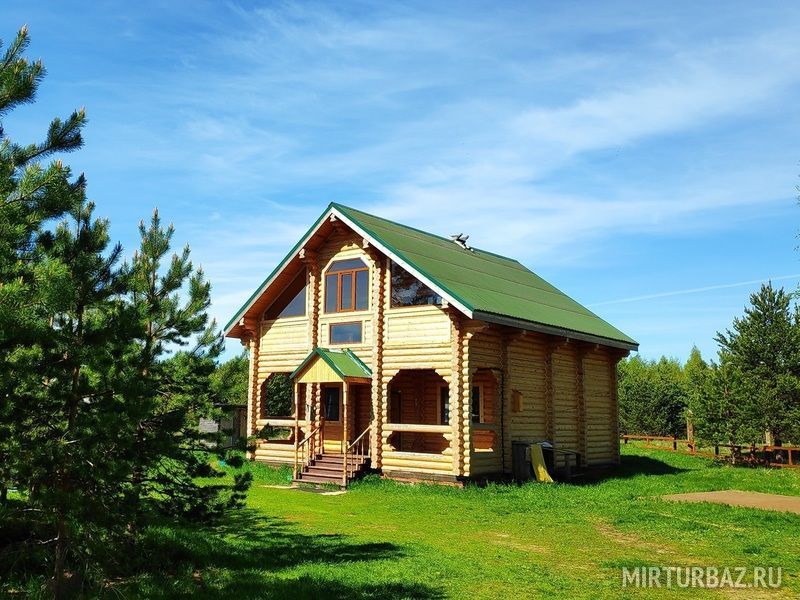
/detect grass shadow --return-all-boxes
[572,454,690,485]
[117,508,442,599]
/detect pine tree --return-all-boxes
[28,199,126,597]
[714,283,800,444]
[125,210,250,526]
[0,28,251,593]
[0,26,87,506]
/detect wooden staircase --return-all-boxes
[293,452,370,487]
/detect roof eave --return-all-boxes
[224,206,334,337]
[472,310,639,351]
[225,204,476,338]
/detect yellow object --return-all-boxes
[530,445,554,483]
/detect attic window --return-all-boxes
[390,261,442,307]
[325,258,369,313]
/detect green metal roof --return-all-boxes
[290,348,372,381]
[225,202,637,350]
[332,203,637,348]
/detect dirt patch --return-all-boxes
[490,532,547,553]
[594,522,675,555]
[663,490,800,515]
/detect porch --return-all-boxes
[290,348,373,487]
[253,353,507,485]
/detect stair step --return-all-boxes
[313,454,368,464]
[306,464,348,474]
[296,473,342,484]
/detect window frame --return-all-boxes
[471,384,484,424]
[324,258,369,313]
[389,260,443,309]
[329,321,363,345]
[323,386,341,422]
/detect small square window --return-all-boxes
[330,322,362,344]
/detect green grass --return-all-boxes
[122,446,800,599]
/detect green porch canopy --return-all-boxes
[290,347,372,383]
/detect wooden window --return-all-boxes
[390,261,442,307]
[439,385,450,425]
[471,385,484,424]
[324,258,369,313]
[329,322,362,344]
[323,387,340,421]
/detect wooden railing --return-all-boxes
[293,418,325,479]
[621,435,800,468]
[343,425,371,487]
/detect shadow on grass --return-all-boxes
[120,508,442,599]
[572,454,689,485]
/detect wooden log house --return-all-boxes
[225,204,638,486]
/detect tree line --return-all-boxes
[0,28,251,596]
[619,283,800,446]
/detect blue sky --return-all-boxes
[4,1,800,361]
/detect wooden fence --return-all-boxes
[621,434,800,468]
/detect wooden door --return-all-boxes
[322,385,343,452]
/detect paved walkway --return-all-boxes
[662,490,800,515]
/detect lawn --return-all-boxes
[126,446,800,599]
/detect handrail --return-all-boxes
[343,425,371,487]
[383,423,451,433]
[294,419,324,480]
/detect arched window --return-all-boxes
[324,258,369,313]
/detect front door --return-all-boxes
[322,385,343,452]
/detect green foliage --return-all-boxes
[263,372,292,416]
[617,355,688,437]
[0,28,250,596]
[210,352,248,405]
[714,283,800,444]
[622,284,800,447]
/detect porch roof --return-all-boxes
[290,347,372,383]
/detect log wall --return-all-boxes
[244,217,626,476]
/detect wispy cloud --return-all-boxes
[10,1,800,359]
[590,273,800,307]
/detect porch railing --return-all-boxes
[293,418,325,479]
[343,425,371,487]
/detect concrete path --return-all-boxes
[662,490,800,515]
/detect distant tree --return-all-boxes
[262,373,293,417]
[714,283,800,444]
[210,352,249,405]
[690,361,762,446]
[617,355,688,437]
